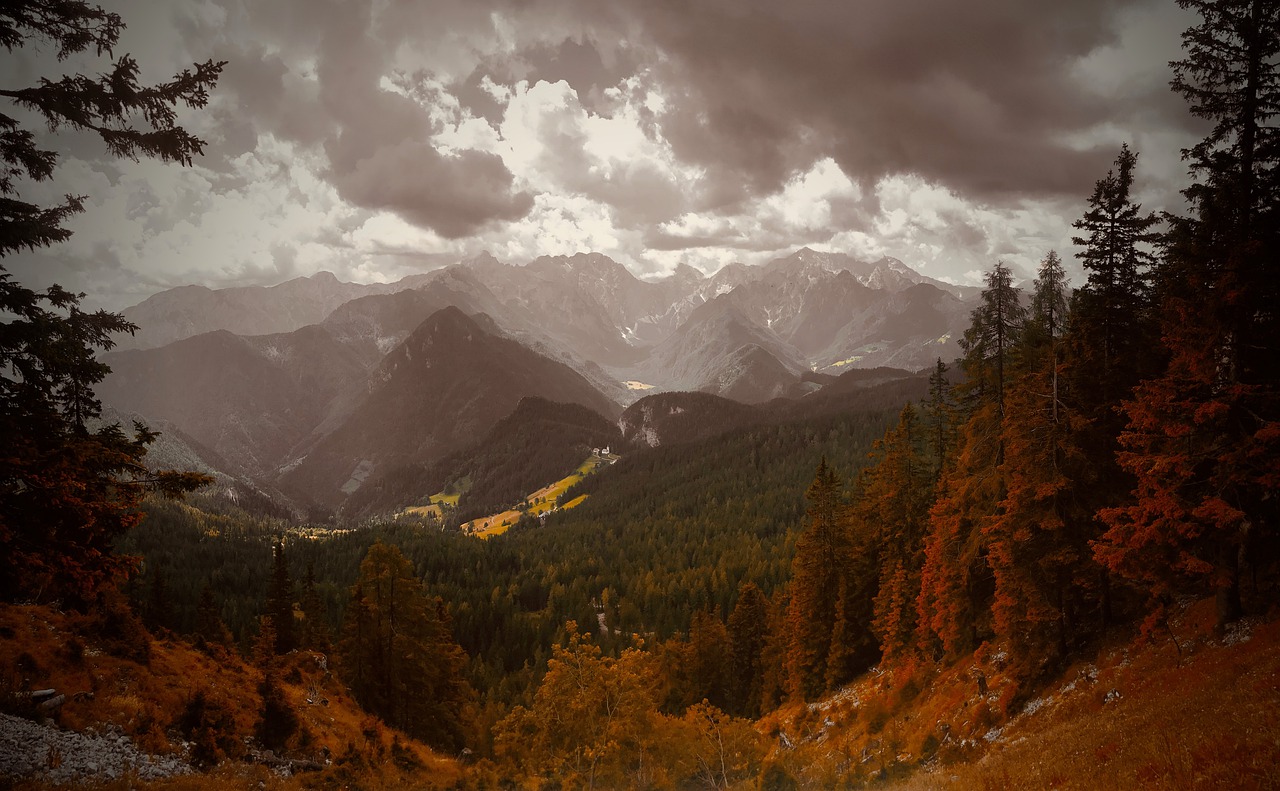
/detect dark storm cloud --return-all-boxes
[179,0,1179,234]
[180,0,533,238]
[618,0,1166,208]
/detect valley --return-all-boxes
[95,248,962,522]
[4,0,1278,786]
[458,451,616,538]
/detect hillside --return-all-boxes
[278,307,620,509]
[759,598,1280,789]
[346,396,621,521]
[0,603,461,790]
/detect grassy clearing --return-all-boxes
[462,455,614,538]
[399,492,461,521]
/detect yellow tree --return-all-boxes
[495,623,665,788]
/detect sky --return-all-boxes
[5,0,1205,311]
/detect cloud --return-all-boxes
[173,0,535,239]
[620,0,1181,205]
[3,0,1202,308]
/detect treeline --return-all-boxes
[122,394,907,707]
[501,3,1280,740]
[736,4,1280,706]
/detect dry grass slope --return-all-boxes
[0,604,461,790]
[761,599,1280,790]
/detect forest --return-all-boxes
[1,0,1278,788]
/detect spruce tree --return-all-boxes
[0,1,221,605]
[866,405,934,664]
[338,541,473,750]
[266,539,295,655]
[1069,145,1160,409]
[194,584,231,648]
[987,252,1094,675]
[924,358,955,478]
[726,582,769,718]
[784,458,846,700]
[298,562,331,652]
[1098,0,1280,629]
[917,263,1025,657]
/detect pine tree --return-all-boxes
[1097,0,1280,630]
[194,584,232,648]
[957,261,1028,430]
[666,610,731,712]
[987,252,1095,675]
[0,2,221,606]
[917,263,1025,657]
[337,541,473,750]
[866,405,934,664]
[266,539,295,655]
[256,669,298,753]
[1069,146,1160,410]
[785,458,846,700]
[757,589,790,714]
[924,358,955,478]
[298,562,331,652]
[726,582,769,718]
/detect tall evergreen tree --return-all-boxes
[298,562,331,652]
[1069,145,1160,409]
[917,263,1025,657]
[987,252,1095,675]
[0,1,220,606]
[785,458,846,700]
[338,541,473,750]
[866,405,934,665]
[726,582,769,718]
[266,538,295,655]
[1098,0,1280,629]
[194,584,231,648]
[924,358,955,479]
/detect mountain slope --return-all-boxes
[639,296,808,402]
[115,271,404,350]
[278,307,620,508]
[618,391,764,449]
[98,324,368,478]
[345,396,621,519]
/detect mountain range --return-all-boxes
[100,249,974,517]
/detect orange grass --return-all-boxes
[0,603,462,790]
[761,599,1280,789]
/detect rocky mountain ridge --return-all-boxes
[99,248,975,515]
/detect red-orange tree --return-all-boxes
[917,262,1024,658]
[1096,0,1280,629]
[864,404,934,664]
[987,252,1095,675]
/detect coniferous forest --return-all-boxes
[2,0,1279,789]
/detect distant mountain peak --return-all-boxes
[670,262,705,283]
[464,251,505,268]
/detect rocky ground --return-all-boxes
[0,712,190,784]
